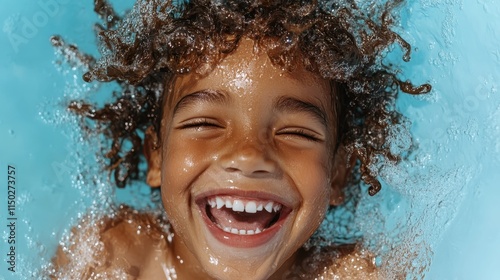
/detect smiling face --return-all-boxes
[146,39,344,279]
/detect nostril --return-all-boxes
[225,167,239,172]
[223,165,276,176]
[253,170,270,175]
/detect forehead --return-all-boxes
[173,39,331,104]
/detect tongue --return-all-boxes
[208,206,277,231]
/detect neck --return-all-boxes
[268,249,303,280]
[168,234,214,280]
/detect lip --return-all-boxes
[195,190,293,248]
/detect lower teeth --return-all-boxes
[219,225,262,235]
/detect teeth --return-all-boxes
[232,200,245,212]
[217,224,263,236]
[208,196,282,214]
[273,204,282,212]
[208,196,283,236]
[245,201,257,213]
[209,199,216,208]
[216,197,225,209]
[264,202,274,213]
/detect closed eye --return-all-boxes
[176,118,222,130]
[276,128,323,142]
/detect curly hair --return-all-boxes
[54,0,430,194]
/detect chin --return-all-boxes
[186,190,308,280]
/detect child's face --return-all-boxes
[149,39,342,279]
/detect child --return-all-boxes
[51,0,430,279]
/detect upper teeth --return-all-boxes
[208,196,282,213]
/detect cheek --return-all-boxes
[284,149,331,198]
[161,136,209,188]
[300,174,331,223]
[160,137,211,226]
[285,149,332,229]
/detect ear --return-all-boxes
[329,145,354,206]
[144,126,161,188]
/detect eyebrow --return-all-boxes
[173,89,228,115]
[172,90,327,127]
[274,96,327,127]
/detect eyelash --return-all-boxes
[178,120,321,142]
[278,129,321,142]
[178,118,221,130]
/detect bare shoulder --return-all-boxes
[284,244,380,279]
[322,246,379,279]
[51,206,171,280]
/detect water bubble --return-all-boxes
[209,255,219,265]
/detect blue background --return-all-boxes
[0,0,499,279]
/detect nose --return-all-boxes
[220,139,278,177]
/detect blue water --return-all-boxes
[0,0,499,279]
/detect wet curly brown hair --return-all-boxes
[54,0,430,195]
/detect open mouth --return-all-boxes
[206,196,283,235]
[197,194,292,247]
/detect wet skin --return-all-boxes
[145,38,346,280]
